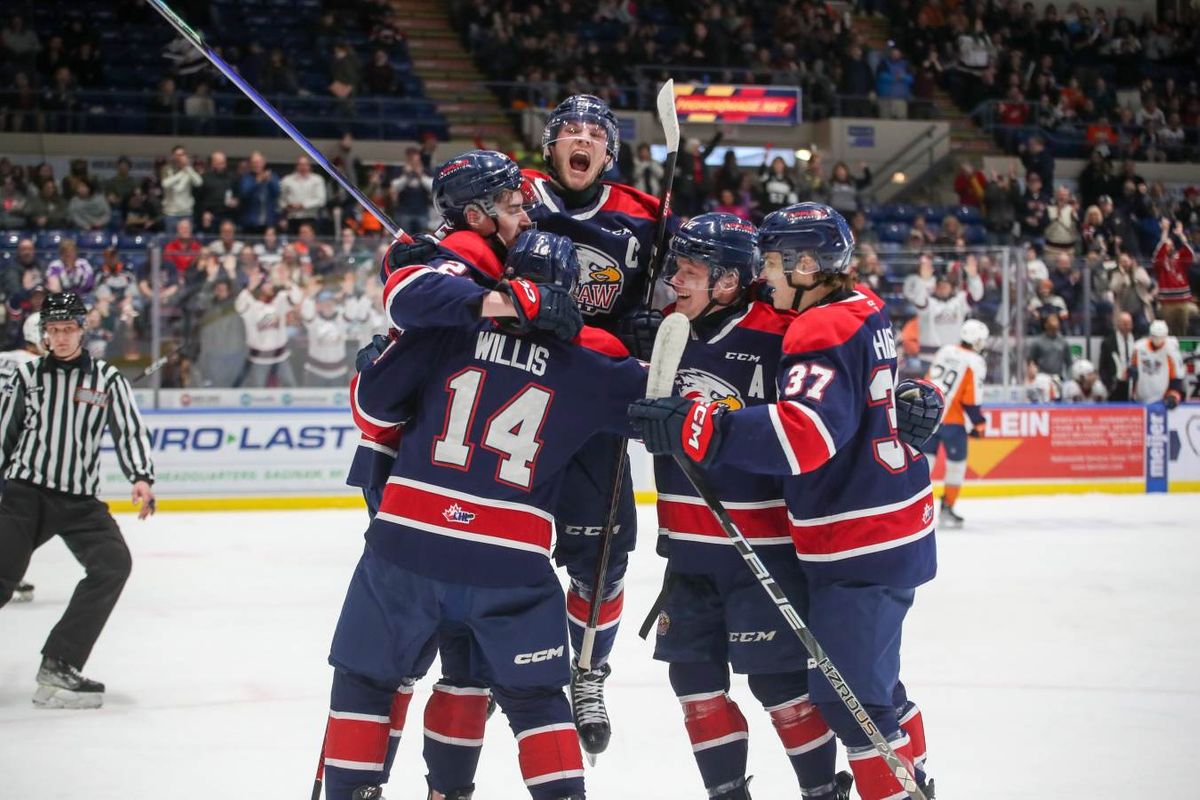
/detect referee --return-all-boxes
[0,292,157,709]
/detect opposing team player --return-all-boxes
[643,213,850,800]
[922,319,989,529]
[631,204,938,800]
[0,313,44,603]
[1131,319,1185,407]
[1061,359,1108,403]
[325,229,647,800]
[384,96,678,756]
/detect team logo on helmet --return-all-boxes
[437,159,472,179]
[784,207,831,222]
[675,367,744,411]
[573,244,625,315]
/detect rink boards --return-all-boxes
[99,401,1200,512]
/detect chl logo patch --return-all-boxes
[442,503,476,524]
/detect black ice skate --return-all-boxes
[33,656,105,709]
[939,503,964,529]
[570,660,611,763]
[834,770,854,799]
[352,786,384,800]
[427,782,474,800]
[13,581,34,602]
[711,776,752,799]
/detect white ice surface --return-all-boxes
[2,494,1198,799]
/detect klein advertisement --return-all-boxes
[673,84,801,126]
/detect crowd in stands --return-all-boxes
[0,3,446,139]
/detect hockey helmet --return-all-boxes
[40,292,87,332]
[1149,319,1169,343]
[664,212,760,290]
[432,150,525,229]
[22,312,43,349]
[541,94,620,168]
[758,203,855,277]
[504,230,580,294]
[1070,359,1096,381]
[960,319,990,351]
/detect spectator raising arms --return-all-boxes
[1151,218,1198,336]
[160,144,201,234]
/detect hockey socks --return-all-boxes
[670,663,749,793]
[493,685,586,800]
[898,701,928,783]
[748,673,838,799]
[846,732,916,800]
[423,682,489,797]
[323,670,414,800]
[566,581,624,667]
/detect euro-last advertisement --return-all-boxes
[99,409,361,500]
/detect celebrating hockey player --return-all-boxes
[1131,319,1185,407]
[631,204,938,800]
[643,212,851,800]
[325,229,647,800]
[923,318,989,528]
[383,94,679,756]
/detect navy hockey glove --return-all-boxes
[380,233,439,282]
[628,396,724,468]
[1164,390,1181,410]
[503,278,584,341]
[617,309,663,360]
[895,378,944,448]
[355,334,391,373]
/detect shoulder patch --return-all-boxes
[739,301,794,337]
[439,231,504,281]
[783,295,877,354]
[601,182,662,220]
[574,326,630,358]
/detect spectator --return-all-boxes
[1018,171,1050,240]
[1027,277,1070,331]
[148,77,179,135]
[1151,218,1198,336]
[2,71,41,132]
[328,41,361,112]
[1023,241,1049,287]
[904,253,984,353]
[60,159,92,201]
[1028,313,1073,379]
[982,166,1021,244]
[122,186,160,234]
[1049,251,1083,318]
[827,161,870,216]
[1043,185,1080,259]
[388,147,433,235]
[292,222,335,276]
[238,151,281,234]
[209,219,245,271]
[195,151,238,234]
[362,48,397,95]
[191,276,246,387]
[102,156,137,214]
[1158,113,1187,161]
[300,288,358,386]
[907,214,936,246]
[712,188,751,221]
[66,182,111,231]
[935,215,963,248]
[1020,135,1055,186]
[163,218,202,283]
[0,174,27,229]
[93,247,137,304]
[2,238,39,298]
[25,179,68,229]
[41,65,78,131]
[235,268,303,388]
[160,144,201,233]
[673,132,722,218]
[1,15,41,64]
[1106,252,1155,335]
[875,47,914,119]
[632,143,663,197]
[954,161,987,208]
[260,48,300,95]
[253,225,285,269]
[1099,193,1141,258]
[1099,311,1137,400]
[1076,150,1111,210]
[3,276,44,349]
[182,81,216,134]
[45,239,94,295]
[280,155,328,234]
[758,156,798,216]
[332,227,372,274]
[839,44,875,116]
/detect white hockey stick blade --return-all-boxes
[646,312,690,399]
[657,79,680,153]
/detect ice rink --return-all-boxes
[2,493,1198,799]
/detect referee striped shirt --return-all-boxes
[0,352,154,496]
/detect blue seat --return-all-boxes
[915,205,940,222]
[118,233,151,250]
[79,230,113,250]
[36,230,71,250]
[953,205,984,224]
[886,204,917,223]
[879,223,910,244]
[0,231,22,249]
[964,224,987,245]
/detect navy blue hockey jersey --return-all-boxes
[716,290,937,588]
[652,301,795,576]
[523,170,680,323]
[350,322,648,588]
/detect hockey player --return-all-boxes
[325,229,647,800]
[645,213,849,800]
[1131,320,1185,407]
[631,204,937,800]
[383,96,679,756]
[1062,359,1108,402]
[923,318,989,529]
[0,313,44,603]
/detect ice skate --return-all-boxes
[13,581,34,602]
[32,657,104,709]
[570,659,612,763]
[939,504,964,529]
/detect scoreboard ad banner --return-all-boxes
[673,84,801,126]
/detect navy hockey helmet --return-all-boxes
[505,230,580,294]
[432,150,525,229]
[40,291,87,331]
[665,212,761,289]
[758,203,855,277]
[541,94,620,168]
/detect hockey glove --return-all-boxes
[628,396,724,468]
[895,378,944,448]
[355,334,391,373]
[617,309,663,360]
[502,278,584,341]
[380,233,439,282]
[1165,390,1181,410]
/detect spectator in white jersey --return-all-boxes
[235,268,302,388]
[904,252,984,355]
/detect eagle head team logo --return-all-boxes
[656,611,671,637]
[442,503,476,524]
[572,243,624,315]
[675,367,745,411]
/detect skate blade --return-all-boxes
[585,752,597,768]
[12,592,34,603]
[33,685,103,709]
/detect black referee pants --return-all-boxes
[0,479,132,669]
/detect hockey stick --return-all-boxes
[644,340,928,800]
[130,344,188,386]
[640,80,681,307]
[575,313,690,674]
[144,0,404,240]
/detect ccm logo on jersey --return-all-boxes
[724,352,761,362]
[514,646,564,664]
[729,631,777,643]
[562,524,622,537]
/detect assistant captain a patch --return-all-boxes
[74,386,109,407]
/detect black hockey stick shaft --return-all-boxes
[671,455,928,800]
[576,438,628,670]
[641,80,681,308]
[130,344,186,385]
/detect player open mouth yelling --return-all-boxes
[569,149,591,177]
